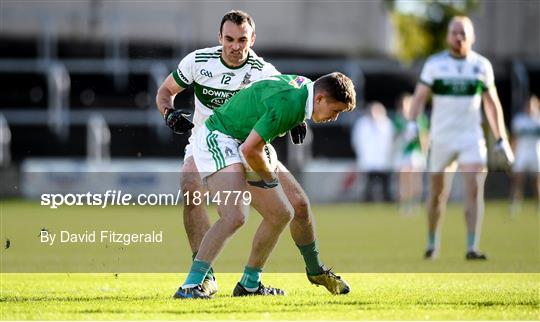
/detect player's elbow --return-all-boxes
[240,144,258,163]
[155,87,164,109]
[155,85,169,108]
[239,144,250,157]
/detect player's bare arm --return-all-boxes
[156,74,185,116]
[409,83,431,120]
[156,75,193,135]
[482,88,509,141]
[482,87,514,165]
[405,83,431,141]
[240,130,277,183]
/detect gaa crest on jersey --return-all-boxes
[200,69,213,78]
[241,73,252,87]
[289,76,308,89]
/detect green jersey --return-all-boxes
[393,113,429,154]
[206,74,312,143]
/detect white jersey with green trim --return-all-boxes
[172,46,280,134]
[420,50,495,144]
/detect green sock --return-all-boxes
[239,266,262,290]
[182,259,210,288]
[467,232,476,252]
[427,232,437,250]
[297,240,324,276]
[192,251,214,279]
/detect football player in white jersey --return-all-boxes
[156,10,349,297]
[408,16,514,260]
[511,95,540,212]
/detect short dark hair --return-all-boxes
[314,72,356,111]
[220,10,256,34]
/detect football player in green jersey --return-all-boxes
[173,73,356,299]
[157,10,351,297]
[392,93,429,214]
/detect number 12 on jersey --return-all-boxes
[221,75,231,85]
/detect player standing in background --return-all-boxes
[392,93,429,215]
[408,16,514,260]
[173,73,356,299]
[156,10,349,297]
[510,94,540,213]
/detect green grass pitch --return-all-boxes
[1,200,539,320]
[1,273,538,320]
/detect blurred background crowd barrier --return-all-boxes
[0,0,538,202]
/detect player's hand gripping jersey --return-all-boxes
[206,75,313,143]
[420,51,495,144]
[172,46,280,134]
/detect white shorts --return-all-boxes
[513,151,540,172]
[397,150,427,170]
[428,139,487,172]
[183,124,201,161]
[184,110,211,161]
[192,126,243,180]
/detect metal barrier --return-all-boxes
[86,113,111,162]
[0,56,367,165]
[0,59,166,129]
[0,113,11,167]
[0,60,71,139]
[47,62,70,141]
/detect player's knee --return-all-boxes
[291,196,311,222]
[468,185,479,197]
[434,192,449,204]
[223,212,247,231]
[270,204,294,227]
